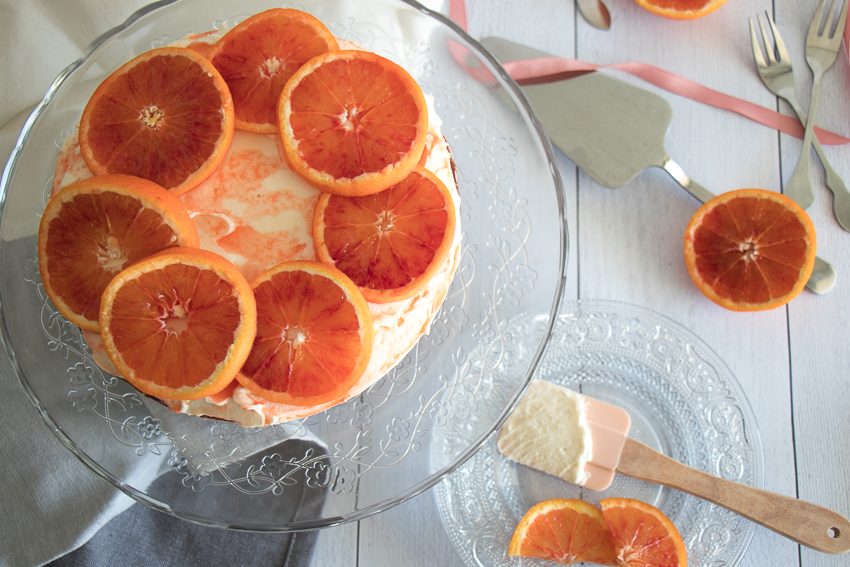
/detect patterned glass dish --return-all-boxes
[434,300,763,567]
[0,0,566,530]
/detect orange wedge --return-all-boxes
[278,50,428,197]
[37,174,199,331]
[601,498,688,566]
[99,247,256,400]
[633,0,729,20]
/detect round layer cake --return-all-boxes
[51,31,461,427]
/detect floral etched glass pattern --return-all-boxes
[434,300,763,567]
[0,0,566,529]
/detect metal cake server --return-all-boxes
[480,36,836,295]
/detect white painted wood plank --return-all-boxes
[774,1,850,565]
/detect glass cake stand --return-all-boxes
[0,0,567,530]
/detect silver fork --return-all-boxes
[783,0,849,212]
[750,11,850,232]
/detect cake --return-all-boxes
[48,18,461,427]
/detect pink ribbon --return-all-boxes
[450,0,850,145]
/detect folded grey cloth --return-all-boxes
[46,504,319,567]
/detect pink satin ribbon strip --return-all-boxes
[450,0,850,145]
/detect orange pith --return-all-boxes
[683,188,816,311]
[99,247,257,401]
[37,174,199,332]
[278,49,429,197]
[237,261,373,407]
[313,165,456,303]
[600,498,688,567]
[508,499,618,565]
[206,8,339,133]
[79,46,235,196]
[633,0,729,20]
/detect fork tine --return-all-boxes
[756,15,777,63]
[809,0,827,37]
[832,0,848,40]
[765,13,790,63]
[749,18,769,67]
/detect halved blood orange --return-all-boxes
[206,8,339,133]
[37,174,199,332]
[313,165,456,303]
[508,498,618,565]
[278,50,429,197]
[237,261,373,407]
[633,0,729,20]
[99,247,256,401]
[683,188,817,311]
[600,498,688,567]
[79,47,235,196]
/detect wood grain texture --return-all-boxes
[310,0,850,565]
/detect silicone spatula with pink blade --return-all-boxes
[499,380,850,555]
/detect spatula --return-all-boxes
[498,380,850,554]
[478,37,836,295]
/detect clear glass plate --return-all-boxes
[0,0,567,530]
[434,300,763,567]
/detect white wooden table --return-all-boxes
[308,1,850,566]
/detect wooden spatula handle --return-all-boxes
[617,438,850,554]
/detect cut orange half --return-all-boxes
[38,174,199,332]
[278,50,429,197]
[79,47,235,195]
[600,498,688,567]
[206,8,339,133]
[683,188,817,311]
[99,247,256,400]
[238,261,373,407]
[509,499,618,565]
[313,165,456,303]
[633,0,729,20]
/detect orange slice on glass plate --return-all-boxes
[601,497,688,567]
[683,188,817,311]
[278,50,429,197]
[509,498,618,565]
[37,174,199,332]
[99,247,256,400]
[79,46,235,196]
[313,165,456,303]
[237,261,373,407]
[206,8,339,133]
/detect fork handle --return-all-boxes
[785,73,825,209]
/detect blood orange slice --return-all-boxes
[99,247,256,400]
[600,498,688,567]
[313,165,456,303]
[683,188,817,311]
[633,0,729,20]
[237,261,373,407]
[79,46,235,196]
[278,50,429,197]
[206,8,339,133]
[37,174,199,332]
[509,498,618,565]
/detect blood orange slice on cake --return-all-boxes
[238,261,373,407]
[37,174,199,331]
[206,8,339,133]
[99,247,256,400]
[278,50,428,197]
[313,165,456,303]
[79,47,235,195]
